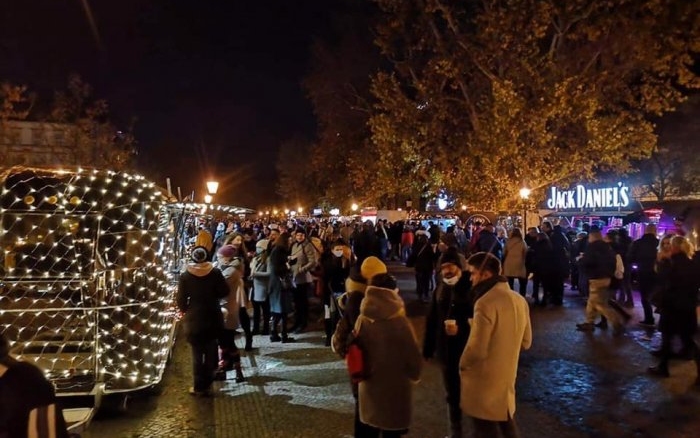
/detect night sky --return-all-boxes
[0,0,342,207]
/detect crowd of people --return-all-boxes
[171,214,700,437]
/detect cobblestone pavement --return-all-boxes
[83,263,700,438]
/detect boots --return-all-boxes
[234,363,245,383]
[270,316,281,342]
[244,333,253,351]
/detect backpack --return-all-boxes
[614,254,624,280]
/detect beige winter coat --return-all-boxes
[459,281,532,421]
[357,286,422,431]
[503,237,528,278]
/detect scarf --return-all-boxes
[471,275,508,303]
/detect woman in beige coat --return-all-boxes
[503,228,528,297]
[356,274,422,437]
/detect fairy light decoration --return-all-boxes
[0,166,178,395]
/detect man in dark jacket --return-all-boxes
[627,224,660,326]
[423,248,473,438]
[576,230,623,334]
[177,246,230,395]
[542,221,571,305]
[476,224,503,260]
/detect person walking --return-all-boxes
[423,248,474,438]
[410,229,435,303]
[459,252,532,438]
[575,229,624,335]
[177,246,229,395]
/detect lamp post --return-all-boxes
[204,194,213,204]
[351,203,358,213]
[206,181,219,195]
[519,187,531,229]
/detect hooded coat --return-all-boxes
[215,259,248,330]
[459,281,532,421]
[357,286,422,431]
[176,262,229,343]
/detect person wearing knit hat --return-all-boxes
[217,244,236,259]
[360,256,387,283]
[332,266,367,432]
[191,246,209,264]
[177,245,230,395]
[423,246,474,437]
[355,270,422,435]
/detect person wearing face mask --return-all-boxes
[423,247,474,438]
[321,239,356,346]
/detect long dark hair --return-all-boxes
[274,232,291,250]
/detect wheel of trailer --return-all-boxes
[101,394,130,414]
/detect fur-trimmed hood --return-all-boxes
[360,286,405,321]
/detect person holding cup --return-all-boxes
[423,247,474,438]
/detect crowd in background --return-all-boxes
[173,213,700,437]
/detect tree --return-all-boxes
[0,83,34,164]
[301,0,392,207]
[634,95,700,200]
[49,74,137,170]
[275,136,318,208]
[370,0,700,210]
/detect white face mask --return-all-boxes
[443,275,460,286]
[332,250,344,258]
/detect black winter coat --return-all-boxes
[656,253,700,335]
[627,234,659,276]
[423,275,473,367]
[580,240,616,280]
[177,264,229,343]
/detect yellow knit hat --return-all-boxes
[360,256,387,282]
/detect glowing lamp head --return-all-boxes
[519,188,531,199]
[206,181,219,194]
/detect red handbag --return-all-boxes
[345,331,368,383]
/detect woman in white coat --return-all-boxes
[503,228,528,297]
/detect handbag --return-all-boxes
[345,317,368,383]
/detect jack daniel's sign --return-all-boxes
[546,182,631,211]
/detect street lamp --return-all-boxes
[204,194,213,204]
[519,187,531,229]
[298,206,303,214]
[351,203,358,212]
[206,181,219,195]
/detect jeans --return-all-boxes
[507,277,528,297]
[190,338,218,392]
[252,299,270,333]
[401,245,412,262]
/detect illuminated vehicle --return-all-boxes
[0,166,178,432]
